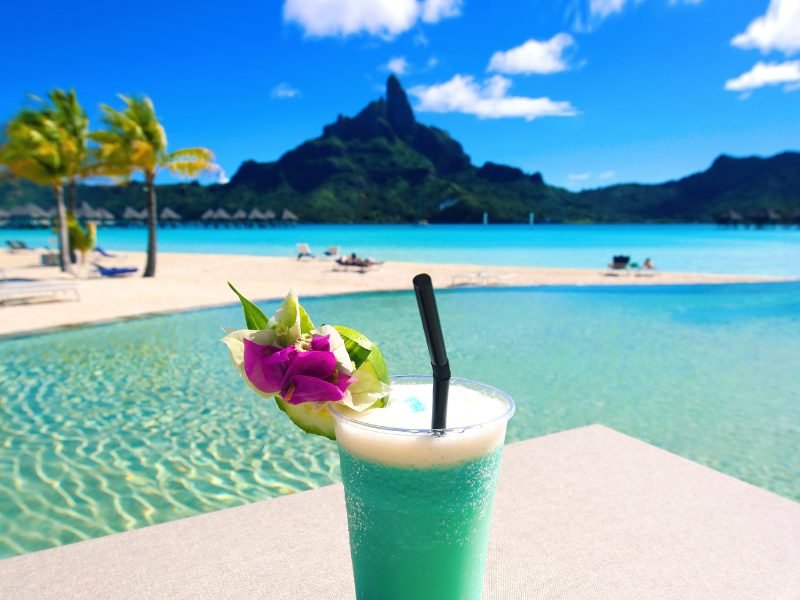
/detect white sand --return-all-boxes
[0,249,782,337]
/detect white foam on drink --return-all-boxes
[333,382,511,467]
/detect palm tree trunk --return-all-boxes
[53,184,69,272]
[143,174,158,277]
[68,179,77,215]
[68,179,78,264]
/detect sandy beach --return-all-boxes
[0,250,783,337]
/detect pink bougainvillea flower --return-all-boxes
[242,335,356,405]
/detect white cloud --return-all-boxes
[598,170,616,179]
[283,0,460,38]
[732,0,800,56]
[421,0,462,23]
[386,57,409,75]
[568,172,592,180]
[409,74,578,121]
[217,170,230,185]
[271,82,302,99]
[724,60,800,92]
[574,0,701,29]
[488,34,575,75]
[589,0,628,19]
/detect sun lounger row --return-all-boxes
[0,281,80,305]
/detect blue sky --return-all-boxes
[2,0,798,190]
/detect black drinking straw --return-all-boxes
[413,273,450,431]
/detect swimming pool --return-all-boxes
[1,283,799,557]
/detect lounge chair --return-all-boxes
[296,243,314,260]
[0,280,80,305]
[606,255,631,275]
[323,246,340,259]
[607,255,630,270]
[333,256,383,273]
[95,246,117,258]
[6,240,32,252]
[94,264,138,278]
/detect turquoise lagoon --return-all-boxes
[7,224,800,277]
[1,283,799,557]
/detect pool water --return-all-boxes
[1,284,799,557]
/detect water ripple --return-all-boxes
[1,284,799,557]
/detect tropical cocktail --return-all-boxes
[332,376,514,600]
[223,281,512,599]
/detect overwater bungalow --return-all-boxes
[160,207,181,227]
[715,210,744,227]
[214,208,232,223]
[200,208,216,226]
[8,203,50,228]
[248,208,265,228]
[232,208,248,226]
[76,201,100,221]
[202,208,233,228]
[95,208,116,226]
[122,207,146,227]
[281,208,299,227]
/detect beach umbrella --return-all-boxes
[201,208,216,220]
[213,208,232,220]
[263,209,276,221]
[160,207,181,221]
[281,208,299,222]
[248,208,265,220]
[232,208,248,220]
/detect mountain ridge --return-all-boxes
[1,76,798,223]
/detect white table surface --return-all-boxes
[1,425,798,599]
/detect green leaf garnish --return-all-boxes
[334,325,389,384]
[228,282,268,330]
[334,325,373,369]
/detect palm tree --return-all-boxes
[0,110,75,271]
[92,96,218,277]
[40,89,89,215]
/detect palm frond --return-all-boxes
[166,147,215,162]
[165,158,220,179]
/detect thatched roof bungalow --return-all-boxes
[281,208,299,225]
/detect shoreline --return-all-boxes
[0,250,789,338]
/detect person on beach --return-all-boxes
[643,258,655,270]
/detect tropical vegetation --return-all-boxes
[91,96,219,277]
[0,90,88,271]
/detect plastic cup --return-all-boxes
[331,375,515,600]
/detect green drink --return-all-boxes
[331,376,515,600]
